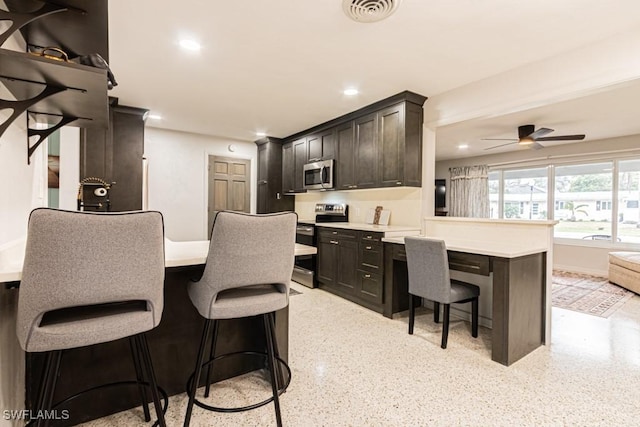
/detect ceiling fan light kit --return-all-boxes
[483,124,586,151]
[343,0,401,23]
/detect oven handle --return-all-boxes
[296,226,315,236]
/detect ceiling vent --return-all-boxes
[342,0,401,23]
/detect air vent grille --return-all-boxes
[343,0,401,23]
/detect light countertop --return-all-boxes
[315,222,421,236]
[382,236,547,258]
[0,238,316,283]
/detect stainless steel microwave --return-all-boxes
[303,159,334,190]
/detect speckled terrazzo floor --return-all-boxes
[81,282,640,427]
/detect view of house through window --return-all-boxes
[554,162,613,240]
[488,157,640,243]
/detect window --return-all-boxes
[618,159,640,243]
[554,162,613,240]
[502,167,548,220]
[488,171,500,218]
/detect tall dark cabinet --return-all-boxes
[256,137,294,213]
[80,98,149,211]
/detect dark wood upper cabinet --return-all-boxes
[256,137,294,214]
[282,142,294,194]
[281,91,426,192]
[354,112,378,189]
[336,122,356,189]
[307,128,336,162]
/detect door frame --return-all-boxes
[202,152,253,238]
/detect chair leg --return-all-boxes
[267,312,285,391]
[471,297,479,338]
[204,320,219,398]
[41,350,62,427]
[441,304,450,349]
[408,294,416,335]
[137,334,166,427]
[129,336,151,422]
[433,302,440,323]
[263,314,283,427]
[34,351,54,425]
[184,319,213,427]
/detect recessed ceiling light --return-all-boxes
[343,88,359,96]
[179,39,201,51]
[458,144,468,149]
[256,131,267,137]
[148,114,162,120]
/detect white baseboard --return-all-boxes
[553,264,608,278]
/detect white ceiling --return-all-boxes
[107,0,640,158]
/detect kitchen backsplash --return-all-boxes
[295,187,422,226]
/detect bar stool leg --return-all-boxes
[408,294,416,334]
[471,297,479,338]
[441,304,451,349]
[184,319,213,427]
[137,334,166,427]
[267,312,285,390]
[204,320,219,398]
[129,336,151,422]
[434,302,440,323]
[263,314,283,427]
[42,350,62,427]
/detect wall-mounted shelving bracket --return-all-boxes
[0,2,81,47]
[27,114,77,164]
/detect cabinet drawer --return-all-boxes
[318,228,359,240]
[356,270,383,304]
[392,244,407,261]
[361,232,384,242]
[448,251,491,276]
[359,241,383,273]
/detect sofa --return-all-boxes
[609,252,640,294]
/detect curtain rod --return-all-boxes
[487,147,640,168]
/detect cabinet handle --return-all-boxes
[330,240,339,245]
[364,274,371,278]
[396,181,402,185]
[351,185,358,189]
[332,231,338,235]
[366,235,372,239]
[365,246,372,250]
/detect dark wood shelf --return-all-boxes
[0,48,109,128]
[2,0,109,61]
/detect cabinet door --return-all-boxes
[257,144,269,213]
[293,138,307,192]
[356,270,383,304]
[282,142,295,194]
[335,238,358,294]
[378,103,405,187]
[354,112,377,189]
[336,122,356,190]
[307,134,322,162]
[317,237,338,286]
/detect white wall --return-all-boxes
[144,127,257,241]
[435,134,640,275]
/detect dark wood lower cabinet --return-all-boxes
[25,265,289,426]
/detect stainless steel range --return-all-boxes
[293,203,349,288]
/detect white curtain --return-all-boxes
[449,165,489,218]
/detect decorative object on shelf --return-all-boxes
[77,177,112,212]
[373,206,383,224]
[76,53,117,89]
[31,46,69,62]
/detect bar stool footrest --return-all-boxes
[186,350,291,414]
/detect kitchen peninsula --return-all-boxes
[0,238,316,425]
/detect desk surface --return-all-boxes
[0,238,316,282]
[382,236,547,258]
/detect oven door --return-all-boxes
[294,223,316,288]
[303,160,333,190]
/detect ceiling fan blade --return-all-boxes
[484,141,518,150]
[529,127,554,140]
[481,138,518,141]
[536,134,585,141]
[529,142,545,150]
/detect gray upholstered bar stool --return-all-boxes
[183,211,296,427]
[17,208,167,427]
[405,236,480,349]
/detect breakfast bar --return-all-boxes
[0,238,316,426]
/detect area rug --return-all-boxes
[552,270,635,318]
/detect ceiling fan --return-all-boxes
[483,124,585,150]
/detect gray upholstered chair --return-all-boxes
[17,208,166,427]
[405,236,479,349]
[184,211,297,427]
